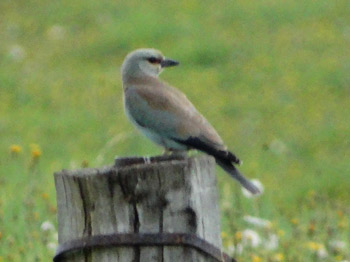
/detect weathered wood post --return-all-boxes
[53,155,234,262]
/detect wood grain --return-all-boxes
[54,155,222,261]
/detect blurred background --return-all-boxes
[1,0,350,261]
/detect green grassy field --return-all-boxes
[1,0,350,261]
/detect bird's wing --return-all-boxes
[124,78,225,151]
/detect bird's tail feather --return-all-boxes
[216,158,261,194]
[170,136,260,194]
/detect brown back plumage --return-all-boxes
[124,76,226,151]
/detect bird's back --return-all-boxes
[123,76,226,151]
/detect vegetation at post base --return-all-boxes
[0,0,349,261]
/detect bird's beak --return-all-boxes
[161,58,179,68]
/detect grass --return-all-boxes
[1,0,350,261]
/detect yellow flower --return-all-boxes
[290,218,299,225]
[308,223,315,234]
[221,232,228,239]
[30,144,42,158]
[337,210,344,218]
[307,242,318,250]
[33,212,39,221]
[338,218,348,229]
[251,255,262,262]
[41,193,49,200]
[335,255,343,261]
[31,149,42,158]
[235,231,242,241]
[272,253,284,262]
[277,230,285,237]
[9,144,22,154]
[49,205,57,213]
[307,241,323,251]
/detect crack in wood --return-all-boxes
[62,176,69,209]
[132,201,140,233]
[134,246,141,262]
[133,201,141,262]
[77,179,92,262]
[157,171,164,233]
[106,175,118,228]
[107,176,115,199]
[184,206,197,232]
[117,172,128,198]
[157,171,165,262]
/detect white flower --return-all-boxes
[69,160,78,169]
[329,240,346,251]
[317,247,328,259]
[269,139,287,155]
[47,25,66,40]
[41,221,55,231]
[264,234,279,250]
[242,229,261,248]
[226,243,243,256]
[227,244,235,256]
[53,232,58,241]
[47,242,57,251]
[8,44,26,61]
[242,179,264,198]
[243,215,272,228]
[235,243,243,255]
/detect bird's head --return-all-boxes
[121,48,179,81]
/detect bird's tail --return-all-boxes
[171,136,260,194]
[216,158,261,194]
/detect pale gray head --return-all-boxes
[121,48,179,82]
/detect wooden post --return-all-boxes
[54,155,226,262]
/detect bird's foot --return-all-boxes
[162,149,172,155]
[171,150,188,157]
[163,149,188,157]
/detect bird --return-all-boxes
[121,48,260,194]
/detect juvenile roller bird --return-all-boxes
[121,48,260,194]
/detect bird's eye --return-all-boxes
[147,57,161,64]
